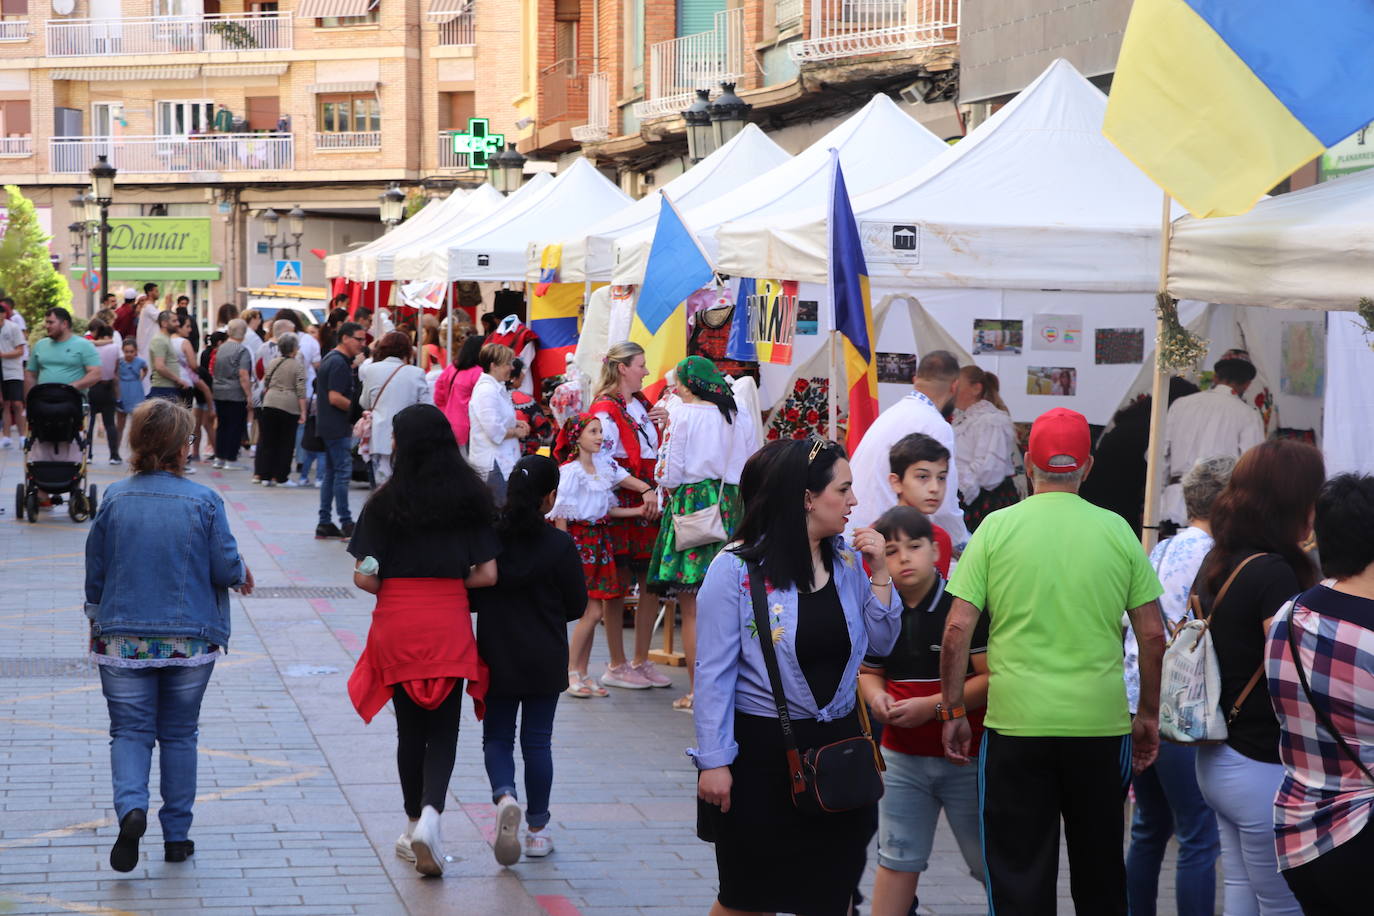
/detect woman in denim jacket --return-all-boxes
[693,437,901,916]
[85,398,253,873]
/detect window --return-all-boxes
[156,100,213,135]
[0,0,28,18]
[0,100,30,137]
[625,0,644,93]
[318,94,380,132]
[321,0,379,28]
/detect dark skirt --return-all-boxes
[697,709,875,915]
[960,475,1020,532]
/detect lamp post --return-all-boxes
[708,82,751,150]
[490,143,526,195]
[378,184,405,231]
[287,205,305,254]
[82,193,99,311]
[68,193,92,313]
[89,155,116,304]
[683,88,715,163]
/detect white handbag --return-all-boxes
[671,480,728,550]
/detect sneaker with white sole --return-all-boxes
[282,479,303,488]
[523,828,554,858]
[601,662,652,689]
[633,660,672,688]
[0,437,11,449]
[220,462,246,471]
[493,795,522,866]
[211,459,224,469]
[394,819,418,863]
[410,805,444,876]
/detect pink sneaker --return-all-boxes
[601,662,652,689]
[633,660,672,688]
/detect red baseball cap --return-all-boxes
[1028,407,1091,473]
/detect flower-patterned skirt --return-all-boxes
[605,479,658,566]
[959,475,1021,533]
[567,520,621,600]
[648,480,741,592]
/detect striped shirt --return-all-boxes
[1266,585,1374,870]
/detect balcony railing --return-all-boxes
[776,0,803,29]
[315,131,381,151]
[790,0,958,62]
[437,131,471,170]
[49,134,292,174]
[540,57,588,125]
[0,136,32,157]
[0,20,28,42]
[46,12,293,57]
[572,72,611,143]
[634,7,746,120]
[438,11,474,47]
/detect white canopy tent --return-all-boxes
[610,93,949,286]
[322,190,460,281]
[525,124,791,285]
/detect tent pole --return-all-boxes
[1140,191,1174,552]
[446,283,454,370]
[828,329,839,442]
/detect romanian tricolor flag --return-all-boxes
[828,152,879,454]
[1104,0,1374,217]
[629,194,715,401]
[533,243,561,298]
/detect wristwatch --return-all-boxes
[934,703,966,721]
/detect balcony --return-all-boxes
[0,20,28,42]
[572,72,610,143]
[540,58,589,126]
[437,131,471,170]
[790,0,958,63]
[0,136,32,157]
[315,131,381,152]
[45,13,293,58]
[49,134,292,174]
[437,11,474,47]
[633,7,745,120]
[776,0,803,29]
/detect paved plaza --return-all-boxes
[0,443,1175,916]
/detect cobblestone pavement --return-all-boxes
[0,437,1183,916]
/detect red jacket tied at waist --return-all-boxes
[347,577,488,724]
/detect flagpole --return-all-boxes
[826,150,840,442]
[1140,190,1173,551]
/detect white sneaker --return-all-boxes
[220,462,246,471]
[523,828,554,858]
[108,457,122,466]
[211,459,224,469]
[410,805,444,876]
[184,464,197,475]
[493,795,522,866]
[282,479,303,488]
[0,437,12,449]
[394,818,418,863]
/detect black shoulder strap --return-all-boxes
[1285,604,1374,784]
[746,560,807,795]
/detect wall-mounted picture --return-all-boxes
[875,352,918,384]
[1032,313,1083,351]
[1280,321,1326,396]
[796,299,819,335]
[1094,327,1145,365]
[973,318,1024,354]
[1027,366,1077,396]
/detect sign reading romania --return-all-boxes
[105,218,212,268]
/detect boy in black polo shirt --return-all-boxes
[860,506,989,916]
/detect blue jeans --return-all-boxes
[99,662,215,842]
[878,745,984,878]
[318,436,353,526]
[481,694,559,829]
[295,422,322,480]
[1126,741,1220,916]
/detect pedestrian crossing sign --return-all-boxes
[274,259,302,286]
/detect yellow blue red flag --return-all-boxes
[1104,0,1374,217]
[529,278,589,390]
[828,151,879,453]
[533,243,561,297]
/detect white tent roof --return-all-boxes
[333,184,506,283]
[1169,165,1374,310]
[526,124,791,285]
[323,189,463,280]
[390,171,553,284]
[610,93,948,286]
[716,59,1182,291]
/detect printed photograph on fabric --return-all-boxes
[1027,366,1077,396]
[1094,327,1145,364]
[1280,321,1326,396]
[876,352,918,384]
[1032,313,1084,351]
[973,318,1023,354]
[796,299,819,335]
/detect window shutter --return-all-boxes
[676,0,725,37]
[2,101,31,136]
[554,0,578,20]
[0,0,28,16]
[245,96,280,131]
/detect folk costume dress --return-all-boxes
[548,455,631,599]
[591,391,660,565]
[952,398,1021,532]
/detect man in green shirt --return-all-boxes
[938,407,1165,916]
[24,307,100,395]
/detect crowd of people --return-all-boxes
[54,290,1372,915]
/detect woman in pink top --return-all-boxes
[434,336,484,449]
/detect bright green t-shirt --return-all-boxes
[947,491,1163,737]
[30,334,99,386]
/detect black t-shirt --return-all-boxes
[315,349,355,441]
[864,577,989,681]
[795,576,852,710]
[1195,551,1304,764]
[347,505,500,580]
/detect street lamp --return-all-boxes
[683,89,715,163]
[261,207,280,247]
[378,184,405,230]
[71,193,97,312]
[708,82,751,150]
[491,143,526,195]
[89,155,117,304]
[67,221,84,258]
[83,191,100,226]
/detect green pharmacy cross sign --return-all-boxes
[452,117,504,170]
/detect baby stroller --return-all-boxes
[15,383,97,524]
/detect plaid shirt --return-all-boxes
[1266,585,1374,870]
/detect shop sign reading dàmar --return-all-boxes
[105,218,212,268]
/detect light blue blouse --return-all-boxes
[688,537,903,770]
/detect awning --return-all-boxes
[307,81,380,94]
[72,266,221,281]
[426,0,470,20]
[202,63,290,77]
[296,0,372,18]
[50,66,200,81]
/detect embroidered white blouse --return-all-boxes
[655,401,760,491]
[952,399,1018,504]
[595,395,659,466]
[547,456,631,523]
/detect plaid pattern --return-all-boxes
[1266,585,1374,870]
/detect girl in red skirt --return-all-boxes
[549,413,655,698]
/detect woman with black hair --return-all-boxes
[434,334,486,449]
[346,403,500,878]
[693,437,901,916]
[470,454,587,866]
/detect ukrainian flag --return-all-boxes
[1104,0,1374,218]
[829,152,879,453]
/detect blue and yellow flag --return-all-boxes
[829,152,879,453]
[1104,0,1374,217]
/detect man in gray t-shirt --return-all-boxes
[0,298,27,448]
[210,319,254,469]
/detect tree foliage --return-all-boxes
[0,184,72,329]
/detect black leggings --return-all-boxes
[1283,815,1374,915]
[392,682,463,819]
[89,381,119,459]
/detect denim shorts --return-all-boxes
[878,745,985,879]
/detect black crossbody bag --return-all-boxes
[746,560,884,815]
